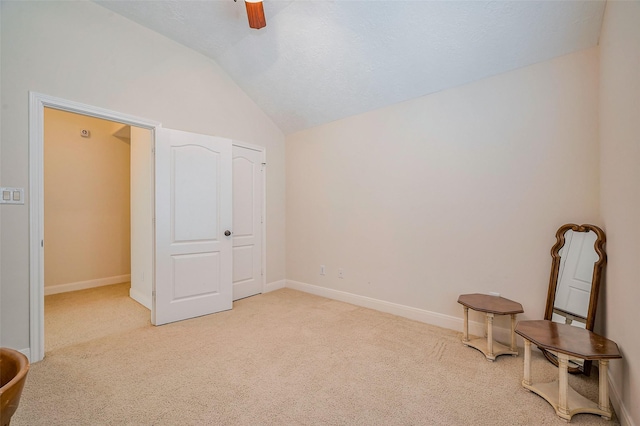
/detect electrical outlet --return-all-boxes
[489,292,500,297]
[320,265,326,275]
[338,268,344,279]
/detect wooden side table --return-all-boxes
[515,320,622,422]
[457,293,524,361]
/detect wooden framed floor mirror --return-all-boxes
[542,223,607,376]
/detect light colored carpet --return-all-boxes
[44,283,150,352]
[14,284,619,425]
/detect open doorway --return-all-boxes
[43,108,152,353]
[29,92,161,362]
[29,92,266,363]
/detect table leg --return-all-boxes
[484,315,488,337]
[523,339,532,386]
[487,313,494,359]
[463,307,469,343]
[598,359,611,415]
[510,314,517,353]
[558,353,570,417]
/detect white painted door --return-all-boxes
[554,230,598,318]
[232,145,264,301]
[154,128,233,325]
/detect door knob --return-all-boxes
[224,230,231,237]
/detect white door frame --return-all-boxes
[28,92,161,362]
[232,140,267,295]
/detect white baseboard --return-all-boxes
[44,274,131,296]
[129,287,151,310]
[264,279,286,293]
[17,348,32,363]
[285,279,514,344]
[608,374,635,426]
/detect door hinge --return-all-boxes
[41,239,44,248]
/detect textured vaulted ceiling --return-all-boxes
[93,0,606,135]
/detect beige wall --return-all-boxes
[44,109,131,289]
[2,1,636,421]
[599,1,640,424]
[0,0,286,350]
[0,3,3,346]
[287,48,600,327]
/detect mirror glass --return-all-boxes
[552,229,598,327]
[542,224,606,375]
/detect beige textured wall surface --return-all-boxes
[0,0,286,350]
[0,3,3,346]
[599,1,640,424]
[287,48,600,327]
[44,109,131,288]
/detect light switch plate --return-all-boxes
[0,187,25,205]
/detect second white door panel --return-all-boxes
[232,145,264,301]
